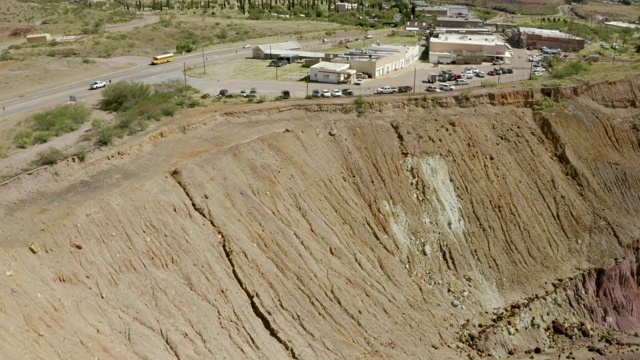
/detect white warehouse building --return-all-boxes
[309,62,357,84]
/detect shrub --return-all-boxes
[481,81,498,88]
[28,103,91,136]
[353,96,369,117]
[13,129,34,148]
[552,61,588,79]
[96,127,126,146]
[101,81,151,112]
[31,147,63,166]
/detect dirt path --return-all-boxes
[105,15,160,32]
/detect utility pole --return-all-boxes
[202,46,206,74]
[413,68,416,94]
[306,72,309,96]
[183,62,187,90]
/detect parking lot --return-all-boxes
[197,45,541,100]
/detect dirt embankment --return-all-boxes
[0,78,639,359]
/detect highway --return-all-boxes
[1,46,250,118]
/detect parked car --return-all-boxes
[90,81,107,89]
[465,71,474,79]
[439,83,456,91]
[331,89,342,97]
[312,89,321,97]
[365,34,373,39]
[249,87,258,97]
[242,44,252,48]
[487,71,497,76]
[493,59,504,65]
[398,86,413,93]
[504,68,513,74]
[476,71,486,78]
[354,78,366,85]
[217,89,230,99]
[426,85,440,92]
[456,79,470,85]
[342,89,354,96]
[321,89,331,98]
[239,89,247,97]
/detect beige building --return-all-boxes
[333,45,421,79]
[310,62,356,84]
[429,34,509,64]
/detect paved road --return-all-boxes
[1,47,252,118]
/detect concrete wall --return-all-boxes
[26,33,50,43]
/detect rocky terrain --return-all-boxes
[1,77,640,359]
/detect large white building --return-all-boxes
[333,44,421,79]
[310,62,356,84]
[429,33,509,64]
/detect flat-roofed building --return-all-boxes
[517,27,584,51]
[336,2,358,12]
[429,33,509,64]
[445,5,469,16]
[437,16,482,28]
[405,21,432,32]
[333,44,421,79]
[310,62,356,84]
[252,41,301,59]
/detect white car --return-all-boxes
[439,83,456,91]
[456,79,470,85]
[331,89,342,97]
[242,44,252,48]
[476,71,486,78]
[90,81,107,89]
[321,89,331,98]
[493,59,504,65]
[365,34,373,39]
[354,78,366,85]
[465,71,474,79]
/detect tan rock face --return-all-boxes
[0,79,639,359]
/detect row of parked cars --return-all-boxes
[312,89,354,97]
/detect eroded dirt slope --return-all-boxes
[1,78,640,359]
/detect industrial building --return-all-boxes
[429,33,509,64]
[436,16,483,28]
[514,27,584,51]
[332,44,421,79]
[309,62,356,84]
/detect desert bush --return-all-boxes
[31,147,63,166]
[481,80,498,88]
[101,81,151,112]
[95,126,126,146]
[353,95,369,117]
[13,129,34,149]
[29,103,91,136]
[552,61,589,79]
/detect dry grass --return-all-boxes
[573,2,640,22]
[0,57,136,101]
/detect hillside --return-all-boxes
[1,78,640,359]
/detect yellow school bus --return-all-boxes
[151,53,175,65]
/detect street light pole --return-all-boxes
[202,46,206,74]
[413,68,416,94]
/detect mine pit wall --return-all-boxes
[0,78,640,359]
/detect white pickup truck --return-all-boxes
[375,86,398,94]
